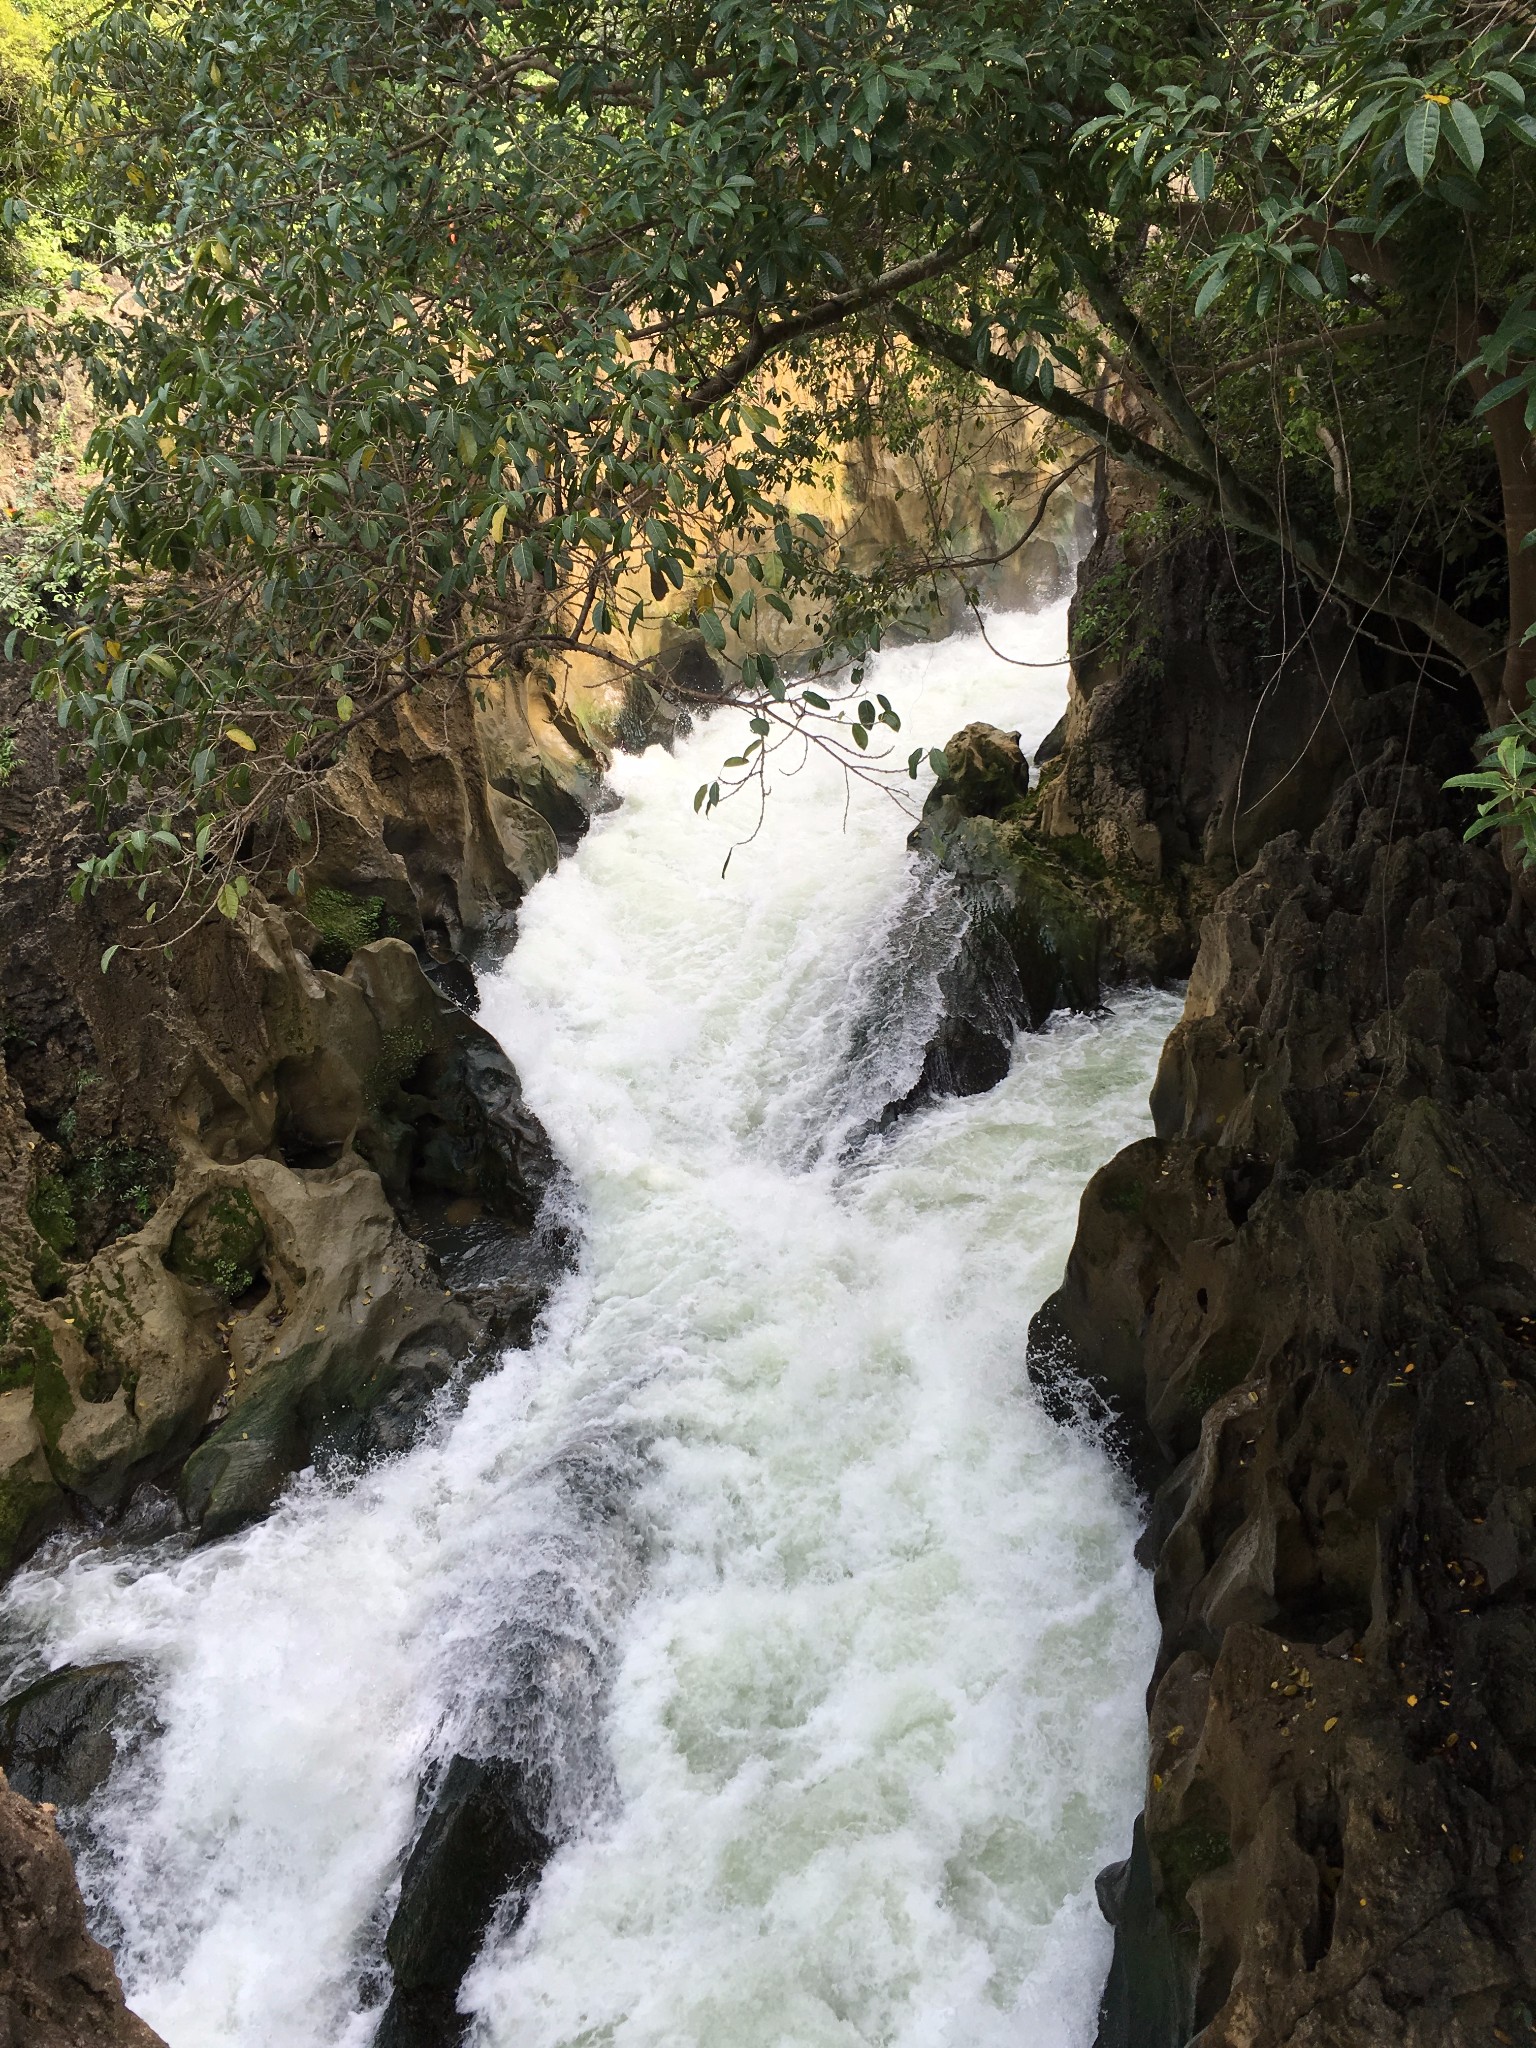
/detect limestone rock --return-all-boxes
[0,1390,63,1578]
[0,1766,164,2047]
[1034,748,1536,2046]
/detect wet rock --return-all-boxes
[906,726,1101,1096]
[1042,748,1536,2047]
[0,1662,143,1809]
[173,1157,479,1538]
[375,1754,551,2048]
[930,721,1031,816]
[1033,711,1067,769]
[1094,1814,1191,2048]
[0,1765,164,2046]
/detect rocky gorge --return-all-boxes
[0,436,1531,2048]
[903,492,1536,2045]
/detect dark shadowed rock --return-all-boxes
[374,1754,551,2048]
[1094,1815,1191,2048]
[1041,748,1536,2047]
[0,1662,144,1810]
[905,725,1102,1099]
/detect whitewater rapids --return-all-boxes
[1,595,1173,2048]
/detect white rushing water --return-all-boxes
[1,595,1174,2048]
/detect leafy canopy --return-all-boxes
[3,0,1534,920]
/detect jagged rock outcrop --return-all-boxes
[906,723,1102,1095]
[0,1766,163,2047]
[909,505,1423,1097]
[1029,530,1536,2043]
[0,642,598,1573]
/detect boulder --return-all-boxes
[375,1754,550,2048]
[0,1766,164,2047]
[906,727,1102,1099]
[0,1663,144,1810]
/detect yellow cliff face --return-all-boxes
[544,389,1092,753]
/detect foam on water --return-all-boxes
[0,597,1172,2048]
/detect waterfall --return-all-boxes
[0,595,1172,2048]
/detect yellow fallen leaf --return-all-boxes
[1323,1716,1338,1732]
[225,726,256,751]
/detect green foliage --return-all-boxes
[0,0,86,291]
[1446,710,1536,862]
[1072,562,1140,669]
[0,497,85,638]
[166,1185,266,1298]
[26,1169,73,1254]
[26,1137,173,1274]
[0,0,1529,916]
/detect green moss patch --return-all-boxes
[366,1021,434,1107]
[25,1321,73,1442]
[307,887,384,971]
[1154,1819,1232,1925]
[27,1142,174,1272]
[166,1186,268,1298]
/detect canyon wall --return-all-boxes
[912,495,1536,2046]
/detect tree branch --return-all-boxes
[682,224,989,413]
[889,301,1505,711]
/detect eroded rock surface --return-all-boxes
[0,1766,163,2047]
[1036,749,1536,2041]
[0,650,591,1574]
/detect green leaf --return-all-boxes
[1403,98,1441,182]
[1481,71,1524,108]
[1444,100,1485,173]
[216,882,242,919]
[100,944,119,974]
[1190,149,1213,202]
[801,689,830,710]
[1194,266,1230,316]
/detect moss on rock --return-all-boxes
[165,1186,267,1299]
[306,886,384,971]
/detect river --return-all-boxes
[0,595,1173,2048]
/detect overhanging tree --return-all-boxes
[5,0,1534,922]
